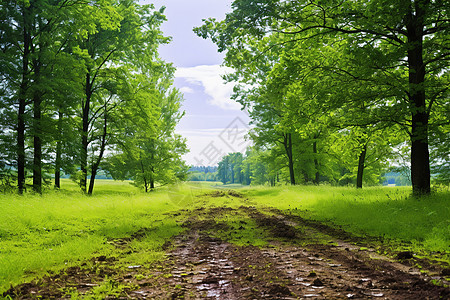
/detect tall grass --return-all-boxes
[244,185,450,254]
[1,180,448,294]
[0,180,191,293]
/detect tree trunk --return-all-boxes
[18,88,27,195]
[54,110,63,189]
[283,133,296,185]
[231,167,235,184]
[32,94,42,194]
[313,140,319,185]
[54,145,61,188]
[87,108,108,195]
[356,143,367,189]
[87,167,97,195]
[150,169,155,190]
[81,72,92,193]
[149,152,155,190]
[140,161,148,192]
[303,172,309,183]
[32,64,42,194]
[406,2,430,195]
[222,159,228,184]
[17,7,31,194]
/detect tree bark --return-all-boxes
[54,110,63,189]
[17,6,31,194]
[283,133,296,185]
[406,1,431,195]
[140,161,148,192]
[303,172,309,183]
[32,63,42,194]
[18,88,27,194]
[87,108,108,195]
[149,150,155,190]
[356,143,367,189]
[81,72,92,193]
[150,166,155,190]
[32,93,42,194]
[313,140,319,185]
[150,179,155,190]
[231,166,235,184]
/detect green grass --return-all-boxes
[0,179,197,294]
[204,207,269,247]
[44,178,142,194]
[1,181,448,295]
[244,185,450,255]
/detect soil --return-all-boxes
[4,199,450,299]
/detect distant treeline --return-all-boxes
[213,151,423,188]
[188,166,218,182]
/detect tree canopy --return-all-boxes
[0,0,187,194]
[195,0,450,194]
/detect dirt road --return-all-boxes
[4,199,449,299]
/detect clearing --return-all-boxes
[3,188,450,299]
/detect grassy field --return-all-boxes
[0,180,449,295]
[0,180,189,294]
[244,185,450,253]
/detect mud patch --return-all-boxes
[4,205,449,299]
[248,209,298,239]
[279,207,450,277]
[131,207,449,299]
[182,219,231,233]
[202,190,244,198]
[3,262,127,299]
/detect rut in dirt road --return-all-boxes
[3,203,449,299]
[131,205,449,299]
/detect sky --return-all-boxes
[141,0,251,166]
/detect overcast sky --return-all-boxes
[140,0,251,166]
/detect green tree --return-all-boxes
[217,153,246,184]
[0,0,181,195]
[103,67,188,193]
[197,0,450,195]
[217,155,230,184]
[243,148,281,186]
[74,1,168,193]
[0,0,90,193]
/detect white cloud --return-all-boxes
[179,86,195,94]
[177,125,252,166]
[175,65,241,110]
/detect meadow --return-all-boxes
[0,180,448,295]
[0,180,189,294]
[245,185,450,254]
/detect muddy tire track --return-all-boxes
[131,206,449,299]
[3,204,449,299]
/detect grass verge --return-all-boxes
[243,185,449,259]
[1,181,448,295]
[0,180,198,294]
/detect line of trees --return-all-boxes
[216,147,390,187]
[0,0,187,194]
[188,166,218,182]
[196,0,449,194]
